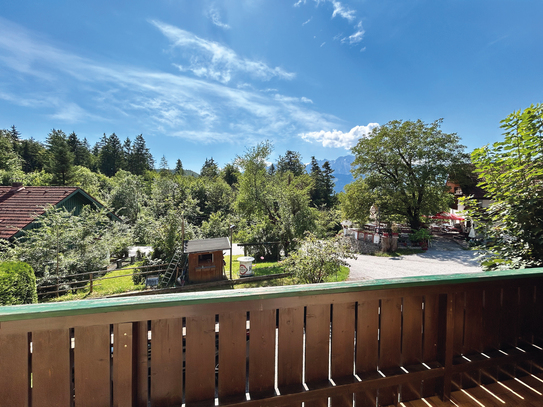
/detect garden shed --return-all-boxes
[184,237,230,283]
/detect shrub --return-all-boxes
[282,232,356,284]
[0,261,37,305]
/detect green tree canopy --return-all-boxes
[463,104,543,270]
[349,119,468,229]
[235,142,314,255]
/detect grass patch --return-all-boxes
[372,248,424,257]
[44,263,146,302]
[225,254,350,288]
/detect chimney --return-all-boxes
[10,182,25,192]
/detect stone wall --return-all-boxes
[343,236,380,255]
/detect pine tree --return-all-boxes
[99,133,125,176]
[322,161,337,207]
[127,134,154,175]
[67,131,91,168]
[174,159,184,175]
[159,155,169,176]
[276,150,305,176]
[309,156,324,207]
[46,129,74,185]
[9,125,20,144]
[201,157,219,178]
[19,138,46,173]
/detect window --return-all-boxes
[198,253,213,266]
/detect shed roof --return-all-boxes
[184,237,231,254]
[0,185,116,240]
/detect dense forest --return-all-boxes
[0,127,340,280]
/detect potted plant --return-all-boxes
[409,228,432,250]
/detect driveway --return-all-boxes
[348,236,482,281]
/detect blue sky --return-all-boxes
[1,1,542,172]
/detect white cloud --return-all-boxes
[151,20,295,84]
[293,0,306,6]
[342,28,364,45]
[302,17,313,26]
[300,123,379,149]
[208,7,230,29]
[50,102,102,123]
[331,1,355,21]
[320,42,326,47]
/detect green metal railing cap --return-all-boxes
[1,267,543,323]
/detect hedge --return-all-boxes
[0,261,38,305]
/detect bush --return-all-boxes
[282,233,356,284]
[0,261,37,305]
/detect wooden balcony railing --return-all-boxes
[1,268,543,407]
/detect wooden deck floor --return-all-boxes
[394,372,543,407]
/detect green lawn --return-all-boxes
[46,255,352,301]
[45,263,146,302]
[225,254,350,288]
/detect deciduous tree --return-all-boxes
[463,104,543,269]
[350,119,467,229]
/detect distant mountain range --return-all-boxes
[305,155,355,193]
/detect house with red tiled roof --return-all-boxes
[0,183,120,240]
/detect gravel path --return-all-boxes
[347,236,482,281]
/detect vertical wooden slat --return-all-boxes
[519,284,535,342]
[113,323,134,407]
[278,307,304,407]
[0,332,29,407]
[421,294,440,398]
[463,289,483,388]
[185,315,215,405]
[451,291,465,391]
[401,296,423,402]
[305,304,330,407]
[355,300,379,407]
[482,287,501,352]
[441,292,456,401]
[331,302,355,407]
[32,329,71,407]
[535,281,543,340]
[464,289,483,355]
[150,318,183,407]
[135,321,149,407]
[277,307,304,388]
[74,325,111,407]
[501,285,519,348]
[379,297,402,406]
[480,287,501,385]
[218,311,247,401]
[249,309,276,397]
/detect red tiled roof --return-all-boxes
[0,186,79,239]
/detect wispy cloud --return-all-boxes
[302,17,313,26]
[331,1,355,21]
[207,6,230,29]
[320,42,326,47]
[297,1,366,49]
[151,20,294,84]
[342,22,365,45]
[300,123,379,149]
[0,17,338,144]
